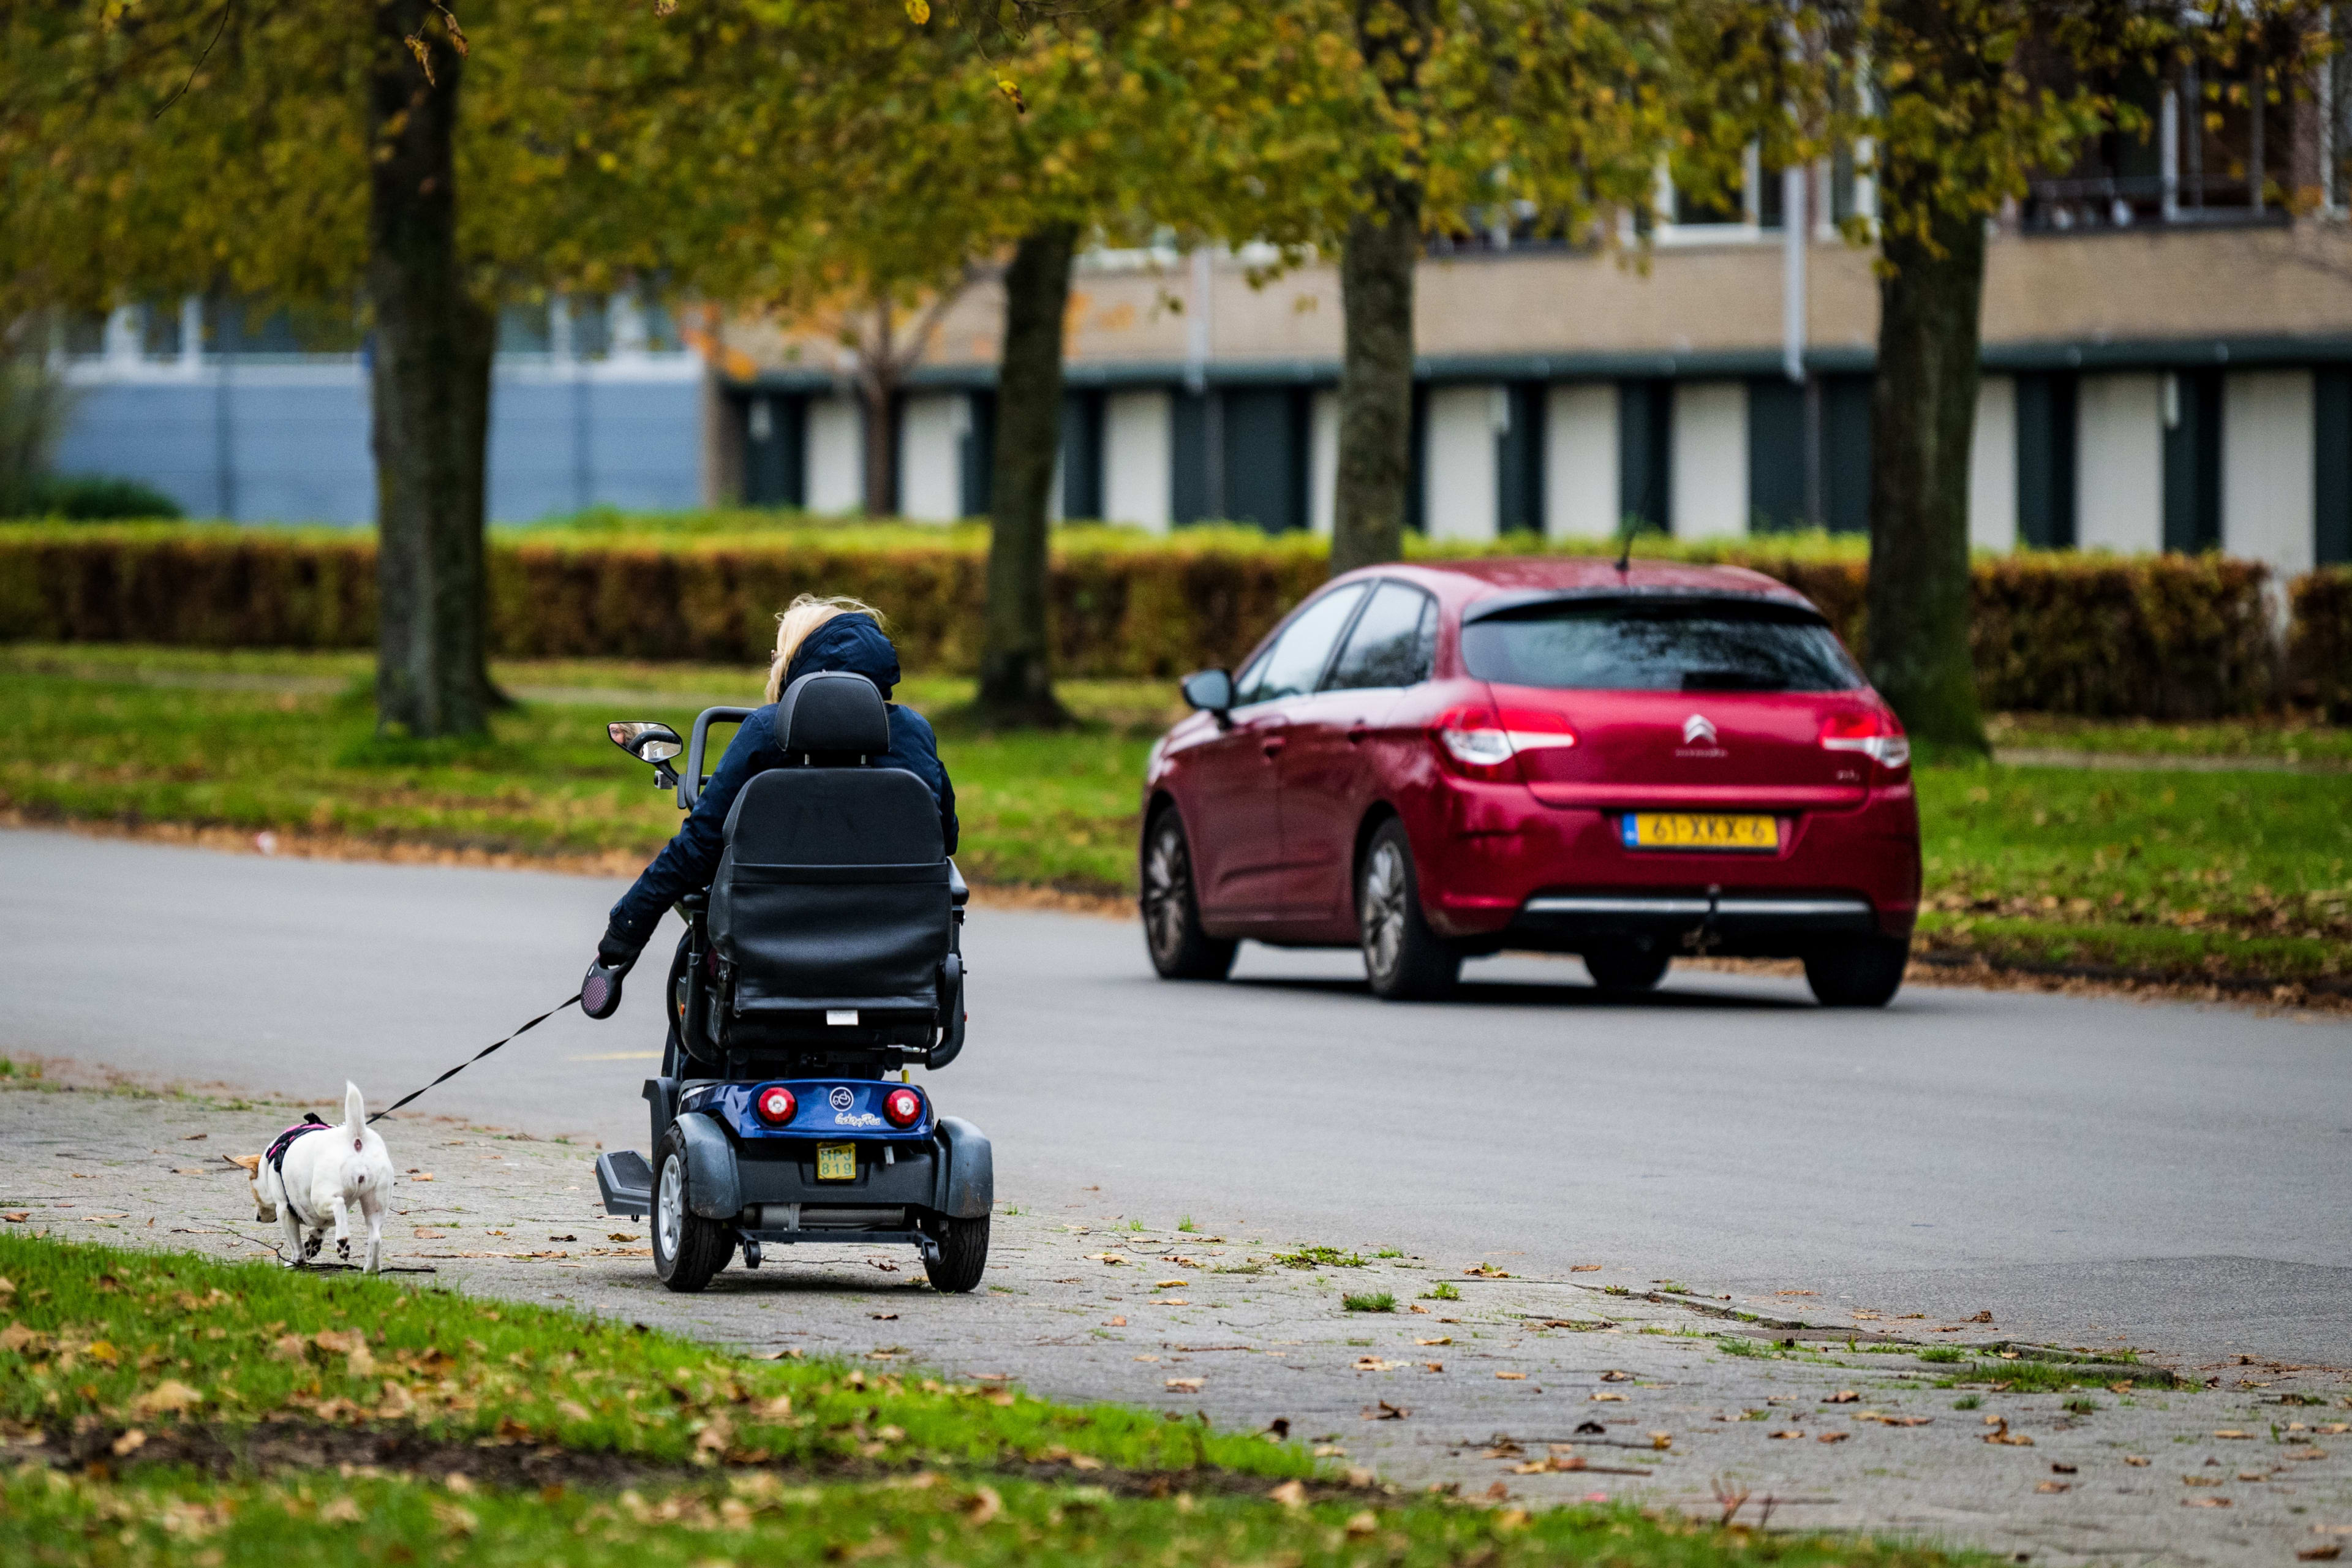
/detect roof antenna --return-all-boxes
[1615,518,1637,578]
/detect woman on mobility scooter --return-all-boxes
[581,595,991,1294]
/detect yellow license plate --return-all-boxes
[1624,813,1778,851]
[815,1144,857,1181]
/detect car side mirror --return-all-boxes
[608,721,684,788]
[1181,668,1234,716]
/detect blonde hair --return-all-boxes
[766,594,887,703]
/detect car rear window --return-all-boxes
[1460,598,1862,693]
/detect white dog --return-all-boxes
[236,1083,396,1273]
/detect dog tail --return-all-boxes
[342,1080,367,1131]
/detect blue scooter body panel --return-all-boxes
[681,1079,935,1141]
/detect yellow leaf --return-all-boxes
[132,1379,203,1415]
[905,0,929,21]
[997,79,1028,115]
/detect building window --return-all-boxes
[2015,372,2079,549]
[1617,380,1673,533]
[2161,369,2223,552]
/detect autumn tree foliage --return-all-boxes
[1821,0,2325,753]
[0,0,736,737]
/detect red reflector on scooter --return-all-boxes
[883,1087,923,1128]
[755,1086,796,1125]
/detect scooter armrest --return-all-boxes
[947,859,968,908]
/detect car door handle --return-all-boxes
[1345,722,1369,745]
[1261,737,1286,759]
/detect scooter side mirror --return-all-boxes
[608,721,684,764]
[1180,668,1234,716]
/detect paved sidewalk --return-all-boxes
[2,1066,2345,1567]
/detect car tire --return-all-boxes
[1584,940,1670,993]
[1141,810,1238,981]
[651,1125,731,1294]
[1359,820,1460,1001]
[921,1213,990,1294]
[1804,937,1910,1008]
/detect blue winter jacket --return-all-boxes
[601,616,958,957]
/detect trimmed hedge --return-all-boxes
[0,522,2329,718]
[2288,566,2352,720]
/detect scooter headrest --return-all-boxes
[774,670,890,760]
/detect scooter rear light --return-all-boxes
[755,1086,796,1125]
[882,1087,924,1128]
[1820,710,1911,771]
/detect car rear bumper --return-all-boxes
[1417,781,1920,952]
[1504,890,1880,953]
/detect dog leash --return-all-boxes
[368,991,583,1125]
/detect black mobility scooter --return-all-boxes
[589,671,990,1294]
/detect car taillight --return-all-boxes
[882,1087,924,1128]
[1433,705,1577,777]
[1820,710,1911,771]
[755,1086,796,1125]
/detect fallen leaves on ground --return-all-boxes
[1163,1377,1202,1392]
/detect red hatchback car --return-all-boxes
[1137,558,1921,1006]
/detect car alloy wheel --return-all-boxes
[1357,820,1460,1000]
[1140,812,1237,980]
[1361,840,1409,982]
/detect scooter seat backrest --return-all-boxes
[709,672,949,1016]
[775,669,890,761]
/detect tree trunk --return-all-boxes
[369,1,495,739]
[859,379,895,516]
[1331,176,1421,577]
[1864,192,1988,755]
[975,224,1076,727]
[858,299,896,515]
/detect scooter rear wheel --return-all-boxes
[652,1126,730,1293]
[921,1213,989,1294]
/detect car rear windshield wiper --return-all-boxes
[1680,669,1790,692]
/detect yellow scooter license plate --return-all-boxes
[815,1144,857,1181]
[1623,813,1779,851]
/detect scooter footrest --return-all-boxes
[596,1150,654,1218]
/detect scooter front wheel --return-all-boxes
[921,1212,989,1294]
[652,1127,730,1294]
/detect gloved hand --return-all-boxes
[581,932,638,1020]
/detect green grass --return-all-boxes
[1421,1282,1462,1302]
[1929,1359,2160,1394]
[1341,1292,1398,1313]
[1270,1245,1366,1270]
[0,1235,1298,1476]
[1986,710,2352,764]
[2,643,2345,983]
[1912,758,2351,983]
[0,1237,1977,1568]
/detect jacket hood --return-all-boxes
[783,614,902,701]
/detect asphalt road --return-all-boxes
[5,827,2347,1368]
